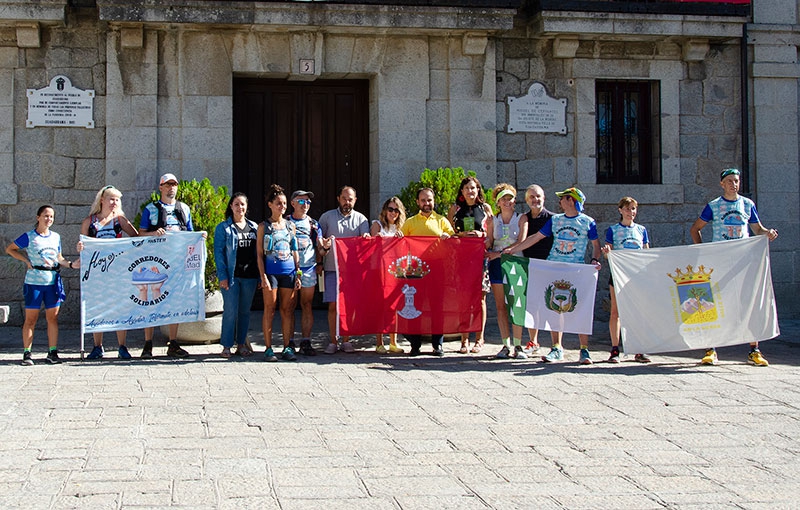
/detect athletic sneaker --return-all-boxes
[87,345,104,360]
[132,266,168,284]
[282,345,297,362]
[299,339,316,356]
[608,346,620,364]
[748,349,769,367]
[46,350,62,364]
[341,341,355,353]
[21,351,33,366]
[513,346,527,359]
[496,346,510,359]
[376,345,388,354]
[634,353,651,363]
[324,343,338,355]
[264,347,277,362]
[524,341,540,355]
[388,345,405,354]
[542,346,563,362]
[118,345,132,360]
[700,348,718,365]
[166,341,189,358]
[140,342,153,359]
[579,348,593,365]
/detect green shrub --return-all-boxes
[134,178,229,293]
[398,167,496,216]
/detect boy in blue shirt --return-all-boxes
[504,187,602,364]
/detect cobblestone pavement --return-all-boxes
[0,311,799,509]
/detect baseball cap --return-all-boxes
[555,187,586,212]
[159,173,179,185]
[291,190,314,201]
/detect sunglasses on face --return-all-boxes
[386,207,400,213]
[297,199,311,205]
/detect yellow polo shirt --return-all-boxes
[401,211,455,237]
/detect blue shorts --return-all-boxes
[265,273,295,290]
[299,267,318,288]
[488,258,504,285]
[23,284,62,309]
[323,271,337,303]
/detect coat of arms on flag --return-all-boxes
[668,265,717,324]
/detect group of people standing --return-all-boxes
[5,168,779,366]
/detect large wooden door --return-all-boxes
[232,78,369,223]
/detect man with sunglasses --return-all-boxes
[138,173,194,358]
[286,190,320,356]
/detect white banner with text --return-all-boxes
[79,233,206,333]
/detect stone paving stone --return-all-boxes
[393,494,491,509]
[279,498,396,510]
[553,493,666,509]
[173,479,217,506]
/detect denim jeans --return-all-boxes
[220,277,258,348]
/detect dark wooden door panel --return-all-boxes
[233,78,369,223]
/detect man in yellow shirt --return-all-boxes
[400,187,454,356]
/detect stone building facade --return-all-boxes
[0,0,797,326]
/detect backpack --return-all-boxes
[149,201,189,231]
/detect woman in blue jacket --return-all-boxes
[214,192,260,358]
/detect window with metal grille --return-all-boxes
[596,81,661,184]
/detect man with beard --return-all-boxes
[318,186,370,354]
[400,187,455,356]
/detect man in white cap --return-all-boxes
[138,173,195,358]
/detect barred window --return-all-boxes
[596,81,661,184]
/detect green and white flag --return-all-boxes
[501,255,599,335]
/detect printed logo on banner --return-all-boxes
[388,252,431,320]
[668,265,718,324]
[544,279,578,314]
[185,243,203,271]
[128,238,171,306]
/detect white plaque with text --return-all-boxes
[27,75,95,129]
[507,82,566,134]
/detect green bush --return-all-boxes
[134,178,229,293]
[398,167,496,216]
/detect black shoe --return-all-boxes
[299,339,316,356]
[432,347,444,357]
[21,351,33,366]
[409,348,421,357]
[45,350,62,364]
[140,341,153,359]
[166,341,189,358]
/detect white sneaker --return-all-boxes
[324,343,338,355]
[496,346,510,359]
[341,341,355,353]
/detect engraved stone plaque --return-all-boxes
[507,82,567,134]
[27,75,95,129]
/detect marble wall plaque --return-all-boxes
[507,82,566,134]
[27,75,95,128]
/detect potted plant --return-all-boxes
[135,178,230,342]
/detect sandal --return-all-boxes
[470,341,484,354]
[220,347,231,358]
[459,343,469,354]
[235,344,253,357]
